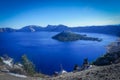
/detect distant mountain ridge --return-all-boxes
[0,28,16,32]
[0,24,120,36]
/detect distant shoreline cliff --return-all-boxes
[0,24,120,36]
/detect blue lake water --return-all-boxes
[0,32,118,75]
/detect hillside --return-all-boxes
[47,63,120,80]
[1,62,120,80]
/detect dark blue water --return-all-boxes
[0,32,118,75]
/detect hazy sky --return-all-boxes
[0,0,120,28]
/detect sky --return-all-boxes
[0,0,120,28]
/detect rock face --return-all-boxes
[52,31,102,42]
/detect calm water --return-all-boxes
[0,32,118,75]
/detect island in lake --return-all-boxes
[52,31,102,42]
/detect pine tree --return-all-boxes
[21,55,35,76]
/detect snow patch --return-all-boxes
[30,27,35,32]
[1,57,13,67]
[8,73,27,78]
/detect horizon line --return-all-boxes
[1,24,120,29]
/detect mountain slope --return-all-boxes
[17,25,44,32]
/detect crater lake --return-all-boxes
[0,32,118,75]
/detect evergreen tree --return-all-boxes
[0,57,3,64]
[21,55,35,76]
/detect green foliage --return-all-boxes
[0,57,3,63]
[93,51,120,66]
[21,55,35,76]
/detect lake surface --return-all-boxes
[0,32,118,75]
